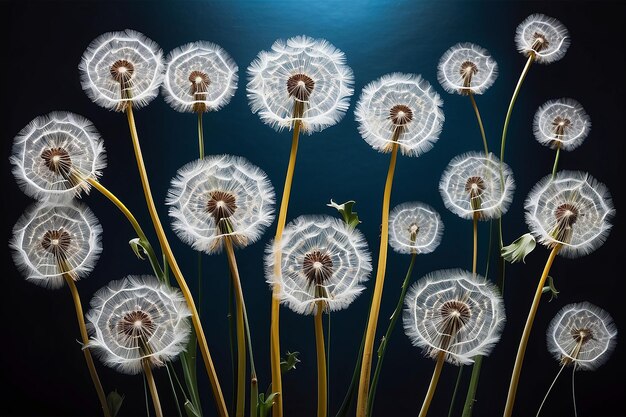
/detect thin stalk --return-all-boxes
[315,303,328,417]
[551,144,561,179]
[571,363,578,417]
[198,112,205,159]
[326,311,331,416]
[165,364,184,417]
[357,143,399,417]
[125,105,228,417]
[143,361,164,417]
[235,291,246,417]
[419,350,446,417]
[228,272,236,414]
[144,373,151,417]
[503,244,562,417]
[472,213,478,276]
[63,275,111,417]
[367,252,417,416]
[468,92,489,155]
[447,366,464,417]
[271,120,302,417]
[536,364,566,417]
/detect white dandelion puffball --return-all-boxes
[163,41,238,113]
[11,112,106,200]
[533,98,590,151]
[437,43,498,95]
[79,29,164,111]
[86,276,191,374]
[439,152,515,220]
[515,14,570,64]
[266,215,372,315]
[355,73,444,157]
[10,202,102,289]
[525,171,614,258]
[547,302,617,370]
[389,202,444,255]
[247,35,354,133]
[167,155,275,254]
[403,269,505,365]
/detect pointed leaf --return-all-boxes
[327,199,361,229]
[542,276,559,302]
[129,238,147,260]
[106,390,124,417]
[183,400,201,417]
[501,233,536,264]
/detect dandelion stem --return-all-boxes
[125,105,228,417]
[447,366,464,417]
[198,112,205,159]
[143,360,164,417]
[472,213,479,276]
[551,144,561,179]
[468,92,489,155]
[367,252,417,416]
[315,303,328,417]
[419,350,446,417]
[271,119,302,417]
[571,363,578,417]
[357,142,399,417]
[536,364,566,417]
[63,274,111,417]
[503,244,562,417]
[165,364,184,417]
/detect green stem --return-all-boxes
[468,91,489,155]
[461,356,484,417]
[165,363,184,417]
[198,112,205,159]
[447,366,464,417]
[228,271,236,415]
[551,144,561,179]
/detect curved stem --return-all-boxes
[503,244,562,417]
[367,252,417,416]
[125,106,228,417]
[357,143,399,417]
[551,144,561,179]
[536,364,566,417]
[419,351,446,417]
[468,92,489,155]
[63,275,111,417]
[271,120,301,417]
[315,303,327,417]
[571,363,578,417]
[198,112,205,159]
[447,366,464,417]
[143,360,164,417]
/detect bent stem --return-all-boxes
[143,360,164,417]
[125,105,228,417]
[271,120,302,417]
[419,350,446,417]
[367,252,417,416]
[63,275,111,417]
[536,364,566,417]
[468,92,489,155]
[503,244,562,417]
[356,142,399,417]
[551,144,561,179]
[315,303,328,417]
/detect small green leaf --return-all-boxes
[542,276,559,302]
[327,199,361,229]
[501,233,536,264]
[183,400,201,417]
[258,392,280,417]
[280,351,301,373]
[129,238,147,260]
[106,390,124,417]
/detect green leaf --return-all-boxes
[183,400,201,417]
[180,329,202,415]
[280,351,301,373]
[501,233,536,264]
[106,390,124,417]
[327,200,361,229]
[542,276,559,302]
[258,392,280,417]
[129,238,147,260]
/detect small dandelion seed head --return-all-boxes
[389,202,444,255]
[86,276,191,374]
[547,302,617,370]
[525,171,614,258]
[533,98,590,151]
[437,43,498,95]
[515,14,570,64]
[163,41,238,113]
[355,73,444,157]
[403,269,505,365]
[266,215,372,315]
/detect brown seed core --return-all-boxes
[41,229,72,259]
[552,116,571,138]
[189,70,211,112]
[287,73,315,101]
[465,176,486,196]
[389,104,414,126]
[303,250,334,287]
[555,203,579,228]
[438,299,472,351]
[41,147,72,176]
[110,59,135,83]
[117,310,155,339]
[571,327,594,344]
[531,32,550,53]
[460,61,479,92]
[206,191,238,224]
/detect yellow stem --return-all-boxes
[419,350,446,417]
[472,213,479,276]
[87,178,145,240]
[271,120,301,416]
[125,106,228,417]
[356,143,399,417]
[315,303,327,417]
[63,275,111,417]
[143,360,164,417]
[468,92,489,156]
[198,112,205,159]
[503,244,562,417]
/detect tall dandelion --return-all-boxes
[403,270,505,417]
[10,202,110,417]
[266,215,372,417]
[247,35,354,414]
[87,276,192,417]
[79,29,228,416]
[504,171,614,417]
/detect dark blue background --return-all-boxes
[2,1,624,416]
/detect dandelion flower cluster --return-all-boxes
[266,215,372,315]
[167,155,275,254]
[163,41,238,113]
[355,73,444,157]
[515,14,570,64]
[525,171,614,258]
[439,152,515,220]
[10,202,102,289]
[79,29,164,111]
[86,276,191,374]
[437,43,498,95]
[403,269,505,365]
[11,112,106,200]
[547,302,617,370]
[533,98,590,151]
[388,202,444,255]
[247,35,354,133]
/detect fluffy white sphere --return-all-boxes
[437,43,498,95]
[515,14,570,64]
[389,202,444,255]
[533,98,590,151]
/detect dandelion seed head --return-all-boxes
[515,14,570,64]
[389,202,444,255]
[437,43,498,95]
[533,98,590,151]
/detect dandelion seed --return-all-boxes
[533,98,590,151]
[389,202,444,255]
[515,14,570,64]
[437,43,498,95]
